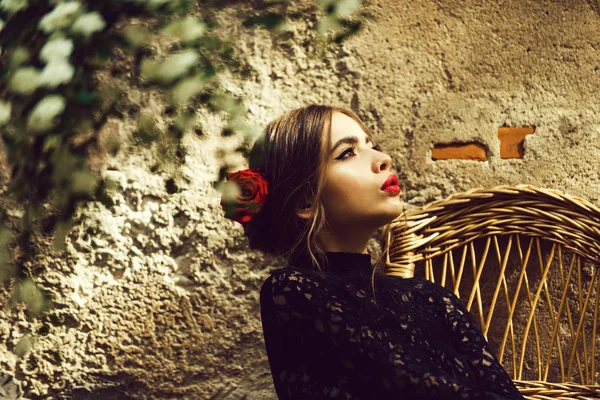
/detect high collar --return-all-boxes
[323,251,373,278]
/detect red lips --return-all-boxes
[381,174,399,190]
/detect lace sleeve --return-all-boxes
[438,288,525,399]
[260,268,522,400]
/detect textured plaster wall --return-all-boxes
[2,0,600,398]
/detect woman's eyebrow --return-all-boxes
[330,135,372,155]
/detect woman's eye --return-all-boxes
[339,146,356,160]
[337,144,383,160]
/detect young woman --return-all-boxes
[220,105,524,399]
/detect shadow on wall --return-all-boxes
[71,387,135,400]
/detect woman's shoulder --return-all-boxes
[383,274,458,298]
[261,265,326,290]
[259,266,336,313]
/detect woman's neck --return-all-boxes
[317,229,371,254]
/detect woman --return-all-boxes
[219,105,524,399]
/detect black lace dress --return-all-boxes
[259,251,525,400]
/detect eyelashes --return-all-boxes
[336,144,383,161]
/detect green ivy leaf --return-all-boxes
[171,72,211,104]
[70,169,98,195]
[51,148,80,185]
[211,93,242,114]
[134,115,161,144]
[173,110,196,133]
[122,25,150,48]
[14,335,32,358]
[52,220,73,251]
[38,1,83,34]
[0,226,15,248]
[9,67,41,95]
[43,135,61,152]
[15,279,47,317]
[333,19,362,44]
[0,100,11,127]
[316,15,342,35]
[0,258,16,282]
[141,50,199,85]
[318,0,362,18]
[71,11,106,38]
[9,47,30,68]
[26,95,66,134]
[161,17,207,44]
[0,0,29,16]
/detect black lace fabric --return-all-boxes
[260,252,525,400]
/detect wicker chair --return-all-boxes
[381,184,600,399]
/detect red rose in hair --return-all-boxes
[220,168,269,224]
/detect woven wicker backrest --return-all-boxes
[381,184,600,391]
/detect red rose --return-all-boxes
[220,168,269,224]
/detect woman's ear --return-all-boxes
[296,202,315,220]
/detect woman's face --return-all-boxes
[299,112,404,251]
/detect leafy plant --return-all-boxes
[0,0,367,319]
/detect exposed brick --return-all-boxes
[432,143,487,161]
[498,127,535,159]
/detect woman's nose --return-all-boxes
[376,153,393,172]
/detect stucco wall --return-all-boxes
[2,0,600,398]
